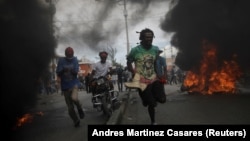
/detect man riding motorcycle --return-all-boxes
[90,51,114,104]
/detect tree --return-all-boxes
[95,41,118,65]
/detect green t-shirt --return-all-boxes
[127,45,159,79]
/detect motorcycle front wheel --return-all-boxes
[101,93,113,118]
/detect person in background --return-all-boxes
[78,75,85,91]
[170,65,177,85]
[88,71,95,93]
[123,67,132,91]
[117,66,124,92]
[56,47,85,127]
[45,79,52,95]
[155,50,167,85]
[111,73,117,85]
[84,73,91,93]
[125,28,166,125]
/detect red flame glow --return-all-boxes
[13,111,44,130]
[183,40,242,94]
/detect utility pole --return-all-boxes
[123,0,130,55]
[171,46,173,59]
[164,48,167,58]
[96,0,130,55]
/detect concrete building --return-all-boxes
[78,56,93,77]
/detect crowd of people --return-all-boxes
[40,28,186,127]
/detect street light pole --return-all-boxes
[123,0,130,55]
[96,0,130,55]
[171,46,175,59]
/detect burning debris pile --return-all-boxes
[183,40,241,94]
[161,0,250,94]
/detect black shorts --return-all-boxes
[138,80,166,107]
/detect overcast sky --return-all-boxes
[54,0,177,65]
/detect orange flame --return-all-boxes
[16,113,34,127]
[183,40,242,94]
[13,111,44,130]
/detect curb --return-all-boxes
[106,92,131,125]
[106,86,182,125]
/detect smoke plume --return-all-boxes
[0,0,56,139]
[56,0,170,54]
[161,0,250,71]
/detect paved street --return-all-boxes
[120,84,250,125]
[12,89,124,141]
[10,84,250,141]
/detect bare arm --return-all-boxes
[108,67,113,75]
[127,61,135,78]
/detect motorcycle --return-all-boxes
[91,76,119,117]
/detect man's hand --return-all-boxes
[158,75,167,84]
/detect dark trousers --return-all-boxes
[138,80,166,107]
[117,79,123,92]
[138,80,166,123]
[85,83,89,93]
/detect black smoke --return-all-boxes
[160,0,250,71]
[0,0,56,139]
[57,0,170,52]
[81,0,120,49]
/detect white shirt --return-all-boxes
[93,61,112,78]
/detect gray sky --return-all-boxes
[54,0,177,65]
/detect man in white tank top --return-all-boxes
[91,51,114,96]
